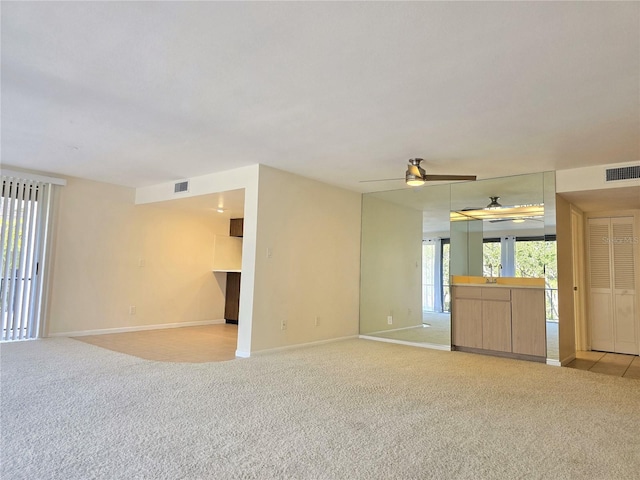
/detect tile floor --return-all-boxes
[566,350,640,379]
[73,324,238,363]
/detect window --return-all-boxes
[422,241,436,312]
[1,178,50,340]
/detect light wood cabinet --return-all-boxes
[452,285,546,361]
[452,287,482,349]
[511,289,546,356]
[482,300,512,352]
[453,298,483,349]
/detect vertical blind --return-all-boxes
[1,176,51,340]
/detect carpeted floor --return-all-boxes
[1,338,639,479]
[365,312,451,346]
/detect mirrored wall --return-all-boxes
[360,172,558,361]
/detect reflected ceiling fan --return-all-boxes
[454,196,545,223]
[360,158,476,186]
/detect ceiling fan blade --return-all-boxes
[489,217,544,223]
[359,178,404,183]
[423,174,477,181]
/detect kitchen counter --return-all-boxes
[451,275,545,289]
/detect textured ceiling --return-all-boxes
[2,2,639,192]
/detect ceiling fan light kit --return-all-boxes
[404,158,477,186]
[405,159,426,186]
[486,196,502,209]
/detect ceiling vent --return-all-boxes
[174,180,189,193]
[605,165,640,182]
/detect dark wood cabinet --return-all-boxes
[229,218,244,237]
[224,272,241,324]
[225,218,243,324]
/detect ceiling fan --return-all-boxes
[360,158,477,186]
[452,196,545,223]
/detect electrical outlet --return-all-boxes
[281,319,287,330]
[138,258,145,267]
[129,305,136,315]
[267,247,273,258]
[387,315,393,325]
[314,316,319,327]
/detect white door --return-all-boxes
[587,217,637,355]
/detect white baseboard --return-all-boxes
[365,324,425,336]
[245,335,359,358]
[359,335,452,351]
[546,359,562,366]
[50,319,226,337]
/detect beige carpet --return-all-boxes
[1,338,639,479]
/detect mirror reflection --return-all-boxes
[359,172,558,361]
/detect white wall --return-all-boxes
[249,166,362,352]
[556,161,640,193]
[46,176,230,335]
[360,195,423,334]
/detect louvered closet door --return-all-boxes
[611,218,637,354]
[588,218,614,352]
[587,217,638,355]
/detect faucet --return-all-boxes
[486,264,497,283]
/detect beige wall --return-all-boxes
[359,195,423,334]
[46,176,230,335]
[135,164,260,356]
[249,166,362,352]
[555,194,576,364]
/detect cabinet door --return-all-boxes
[229,218,244,237]
[482,300,512,352]
[511,289,546,357]
[453,298,483,348]
[224,272,241,323]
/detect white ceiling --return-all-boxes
[2,2,639,193]
[559,185,640,213]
